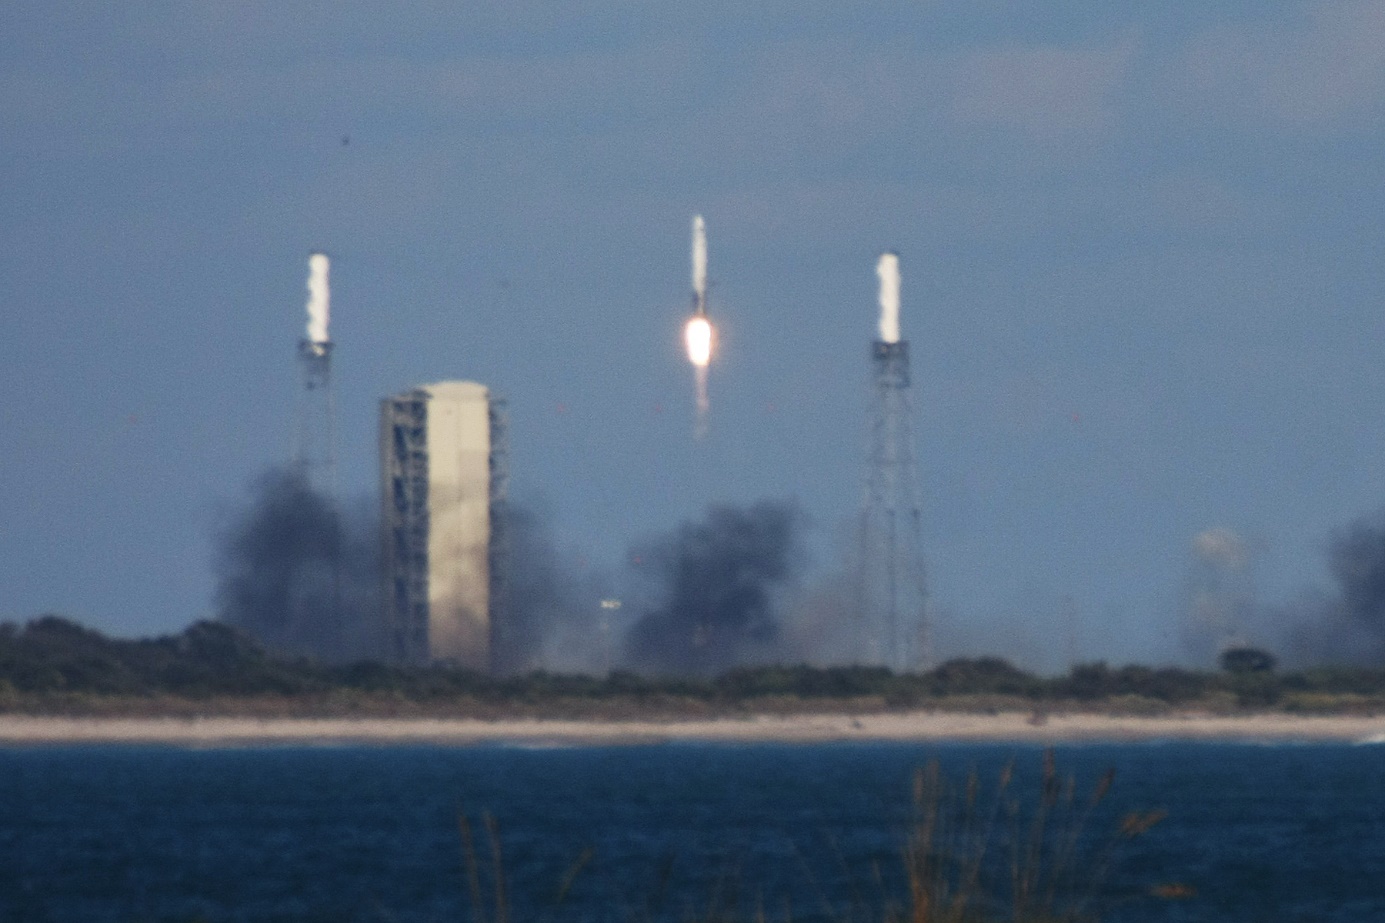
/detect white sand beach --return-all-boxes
[0,711,1382,746]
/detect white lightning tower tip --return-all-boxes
[305,252,331,349]
[877,251,900,344]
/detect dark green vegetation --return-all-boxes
[1218,646,1277,674]
[1,615,1383,715]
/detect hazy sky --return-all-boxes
[5,2,1385,669]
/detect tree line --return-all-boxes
[2,615,1384,711]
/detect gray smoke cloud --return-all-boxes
[215,469,383,662]
[622,501,803,677]
[1327,515,1385,635]
[210,485,880,676]
[1240,511,1385,668]
[1284,513,1385,665]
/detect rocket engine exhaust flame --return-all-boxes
[685,315,712,439]
[692,365,710,439]
[877,251,900,344]
[305,252,331,354]
[684,316,712,368]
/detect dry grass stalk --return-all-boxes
[456,751,1165,923]
[897,750,1161,923]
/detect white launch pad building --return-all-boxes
[380,381,507,668]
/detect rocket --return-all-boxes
[684,215,713,436]
[691,214,708,317]
[684,215,713,369]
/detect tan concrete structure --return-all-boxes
[380,381,499,668]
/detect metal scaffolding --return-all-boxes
[294,339,337,499]
[380,390,431,665]
[486,396,511,675]
[860,339,930,672]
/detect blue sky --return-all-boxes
[4,1,1385,669]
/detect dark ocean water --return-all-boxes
[0,741,1382,922]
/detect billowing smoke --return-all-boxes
[215,468,382,662]
[1283,513,1385,665]
[305,252,330,347]
[623,501,803,676]
[876,251,900,344]
[1327,516,1385,633]
[1228,512,1385,668]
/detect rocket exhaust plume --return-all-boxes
[305,252,331,355]
[877,251,900,344]
[685,215,715,438]
[685,316,712,366]
[686,319,711,438]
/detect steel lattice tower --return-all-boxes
[294,338,338,497]
[486,395,512,674]
[860,253,930,672]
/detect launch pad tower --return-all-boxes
[860,252,930,672]
[380,381,510,669]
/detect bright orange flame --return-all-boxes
[685,316,713,367]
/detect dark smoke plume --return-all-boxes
[215,469,382,662]
[1294,513,1385,664]
[1255,512,1385,667]
[1328,516,1385,637]
[623,501,803,677]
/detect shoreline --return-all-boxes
[1,711,1383,746]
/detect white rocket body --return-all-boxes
[685,215,713,367]
[691,215,708,315]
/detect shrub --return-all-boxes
[1219,647,1276,674]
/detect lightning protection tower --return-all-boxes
[295,252,338,498]
[860,251,930,672]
